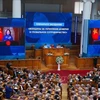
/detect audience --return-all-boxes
[5,83,13,99]
[68,67,100,100]
[0,68,62,99]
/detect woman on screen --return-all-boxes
[3,29,13,41]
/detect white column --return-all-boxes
[91,0,98,19]
[0,0,3,12]
[80,0,95,57]
[12,0,21,18]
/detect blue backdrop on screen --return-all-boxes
[87,20,100,57]
[0,18,25,60]
[26,12,72,48]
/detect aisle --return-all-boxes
[62,84,68,100]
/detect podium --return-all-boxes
[44,54,69,66]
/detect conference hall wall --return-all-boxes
[25,12,72,48]
[0,12,72,60]
[82,20,100,57]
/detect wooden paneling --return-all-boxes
[63,55,69,65]
[97,58,100,67]
[75,56,93,69]
[70,50,79,55]
[25,60,33,69]
[34,48,70,60]
[42,48,69,69]
[64,48,70,53]
[42,48,69,59]
[45,55,53,66]
[97,58,100,64]
[69,45,80,56]
[32,59,41,70]
[11,60,19,67]
[18,60,26,67]
[44,55,69,69]
[26,50,34,58]
[0,59,41,70]
[35,49,42,58]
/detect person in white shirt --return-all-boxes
[56,44,63,48]
[43,44,48,48]
[28,71,33,80]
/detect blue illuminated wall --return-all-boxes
[0,18,25,60]
[26,12,72,48]
[87,20,100,57]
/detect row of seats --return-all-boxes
[67,67,100,100]
[0,67,62,100]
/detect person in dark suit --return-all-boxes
[6,62,12,70]
[54,94,59,99]
[34,95,38,100]
[39,83,43,89]
[93,95,97,100]
[5,83,13,99]
[98,82,100,91]
[93,57,98,68]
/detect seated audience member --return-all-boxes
[0,68,62,99]
[45,97,49,100]
[5,83,13,99]
[13,68,19,78]
[39,82,43,89]
[34,95,38,100]
[0,86,3,92]
[98,82,100,92]
[43,44,48,48]
[28,71,33,80]
[50,44,55,48]
[56,44,63,48]
[74,95,78,100]
[54,93,59,99]
[93,95,97,100]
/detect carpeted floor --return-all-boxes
[46,70,92,83]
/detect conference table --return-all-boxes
[42,48,70,59]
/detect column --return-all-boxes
[80,0,95,57]
[0,0,3,12]
[12,0,21,18]
[91,0,98,19]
